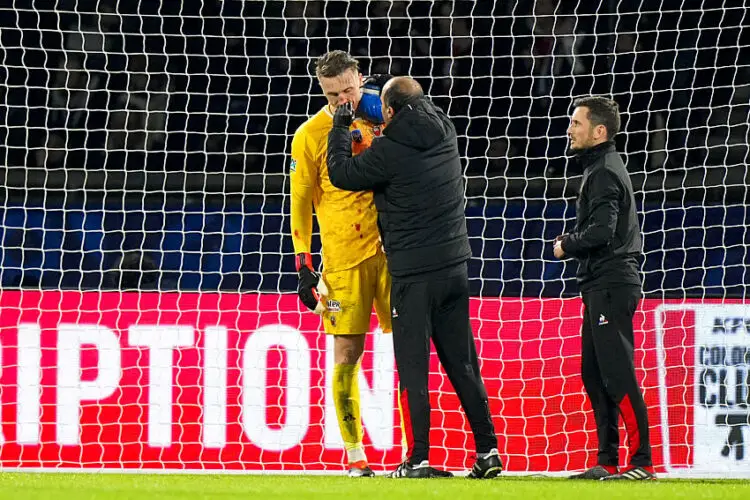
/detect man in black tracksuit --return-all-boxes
[326,77,502,479]
[555,96,654,481]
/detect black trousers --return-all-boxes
[581,285,652,467]
[391,263,497,464]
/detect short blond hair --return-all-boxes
[315,50,359,79]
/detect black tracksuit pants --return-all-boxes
[391,263,498,464]
[581,285,652,467]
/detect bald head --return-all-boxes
[381,77,424,124]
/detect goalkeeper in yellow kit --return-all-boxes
[289,50,392,477]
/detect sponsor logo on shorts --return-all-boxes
[598,314,609,326]
[392,306,398,318]
[327,299,341,312]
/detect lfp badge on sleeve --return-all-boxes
[656,303,750,476]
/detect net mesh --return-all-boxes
[0,0,748,475]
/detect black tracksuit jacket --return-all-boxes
[561,141,643,292]
[326,97,471,279]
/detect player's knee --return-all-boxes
[334,336,364,364]
[339,348,360,365]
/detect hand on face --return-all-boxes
[332,101,354,128]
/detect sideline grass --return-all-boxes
[1,473,749,500]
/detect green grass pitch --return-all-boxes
[1,473,750,500]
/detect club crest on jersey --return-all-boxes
[327,299,341,312]
[290,158,297,172]
[351,129,363,143]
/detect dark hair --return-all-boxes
[315,50,359,79]
[572,96,621,139]
[382,77,424,115]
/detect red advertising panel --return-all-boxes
[0,291,742,475]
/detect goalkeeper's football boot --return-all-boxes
[600,466,656,481]
[388,460,453,478]
[569,465,616,479]
[347,460,375,477]
[467,448,503,479]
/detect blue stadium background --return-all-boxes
[1,199,746,297]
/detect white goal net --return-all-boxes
[0,0,748,477]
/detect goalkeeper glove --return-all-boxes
[295,253,329,314]
[357,74,393,124]
[333,101,355,128]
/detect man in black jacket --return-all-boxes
[327,77,502,479]
[555,96,654,481]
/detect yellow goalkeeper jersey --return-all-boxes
[290,105,382,273]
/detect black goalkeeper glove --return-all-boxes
[333,101,355,128]
[295,253,328,314]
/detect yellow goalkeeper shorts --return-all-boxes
[321,251,392,335]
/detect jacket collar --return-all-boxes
[575,140,616,168]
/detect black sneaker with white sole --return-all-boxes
[388,460,453,478]
[569,465,615,480]
[600,466,656,481]
[467,448,503,479]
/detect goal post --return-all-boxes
[0,0,747,477]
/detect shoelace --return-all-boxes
[390,462,409,477]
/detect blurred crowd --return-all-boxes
[1,0,747,180]
[0,0,747,294]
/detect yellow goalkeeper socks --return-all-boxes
[332,362,366,464]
